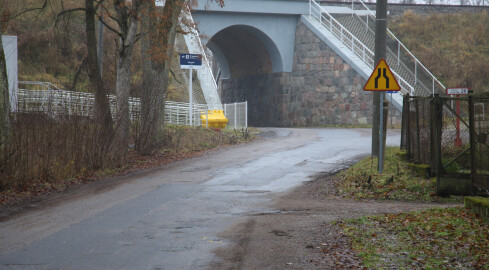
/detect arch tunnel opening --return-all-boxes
[207,25,283,79]
[206,25,285,126]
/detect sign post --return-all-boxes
[180,53,203,126]
[446,87,469,148]
[364,58,401,174]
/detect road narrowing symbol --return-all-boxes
[363,58,400,91]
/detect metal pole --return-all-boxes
[414,61,417,85]
[372,0,387,161]
[366,15,368,33]
[234,102,237,129]
[379,92,384,174]
[189,68,193,126]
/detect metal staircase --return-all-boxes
[181,9,223,111]
[306,0,445,110]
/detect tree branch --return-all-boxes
[55,7,86,26]
[97,17,123,39]
[9,0,49,20]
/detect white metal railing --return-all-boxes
[182,7,223,110]
[17,82,208,127]
[351,0,445,96]
[17,82,247,128]
[309,0,414,96]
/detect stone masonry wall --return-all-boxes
[220,21,405,127]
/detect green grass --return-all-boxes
[334,147,461,202]
[338,207,489,269]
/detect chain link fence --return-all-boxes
[401,93,489,192]
[401,96,434,166]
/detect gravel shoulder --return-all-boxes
[210,172,461,269]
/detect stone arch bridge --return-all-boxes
[191,0,444,126]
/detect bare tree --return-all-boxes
[98,0,142,155]
[137,0,185,154]
[85,0,114,159]
[57,1,114,144]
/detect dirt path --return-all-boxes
[210,172,460,269]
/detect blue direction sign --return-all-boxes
[180,53,202,69]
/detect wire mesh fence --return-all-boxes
[402,96,433,166]
[401,93,489,192]
[223,101,248,129]
[440,97,471,173]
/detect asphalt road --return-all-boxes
[0,128,400,270]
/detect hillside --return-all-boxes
[389,10,489,92]
[2,0,187,100]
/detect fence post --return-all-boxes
[234,102,237,129]
[468,93,476,194]
[432,94,443,193]
[415,99,421,162]
[245,101,248,128]
[401,93,409,151]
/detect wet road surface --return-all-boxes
[0,128,400,270]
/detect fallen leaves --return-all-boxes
[337,207,489,269]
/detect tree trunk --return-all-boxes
[0,22,10,147]
[85,0,114,166]
[114,10,139,155]
[137,0,183,154]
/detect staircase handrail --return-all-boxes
[350,12,431,96]
[353,0,445,95]
[185,6,218,90]
[309,0,414,95]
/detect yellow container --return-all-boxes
[200,110,228,129]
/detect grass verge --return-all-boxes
[337,207,489,269]
[333,146,461,202]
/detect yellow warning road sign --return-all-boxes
[363,58,401,91]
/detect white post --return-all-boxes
[414,61,417,86]
[189,68,193,126]
[366,15,368,33]
[169,107,172,124]
[234,102,237,129]
[397,42,400,66]
[245,101,248,128]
